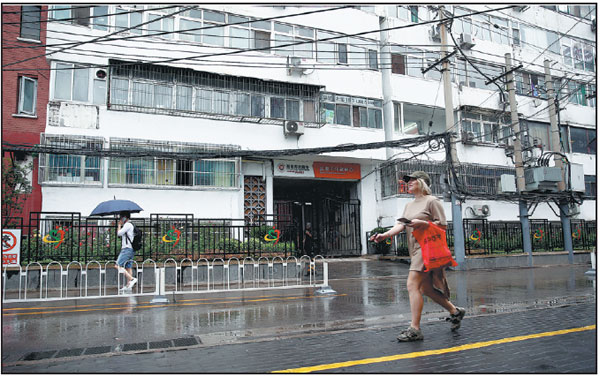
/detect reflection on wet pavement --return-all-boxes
[2,260,594,358]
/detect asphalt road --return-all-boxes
[2,259,596,373]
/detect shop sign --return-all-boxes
[313,162,361,180]
[274,160,314,177]
[2,229,21,267]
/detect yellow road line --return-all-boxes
[272,324,596,373]
[2,293,346,316]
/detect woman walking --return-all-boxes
[370,171,465,342]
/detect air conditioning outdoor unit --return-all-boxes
[459,33,475,49]
[472,204,491,217]
[287,56,304,75]
[430,25,441,42]
[95,69,107,79]
[283,120,305,136]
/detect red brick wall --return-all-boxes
[2,5,50,221]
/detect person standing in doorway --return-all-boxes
[303,222,314,257]
[370,171,465,342]
[116,211,137,291]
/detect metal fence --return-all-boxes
[3,212,300,265]
[367,219,596,257]
[2,256,328,303]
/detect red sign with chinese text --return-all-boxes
[313,162,361,180]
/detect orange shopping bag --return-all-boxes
[412,221,458,272]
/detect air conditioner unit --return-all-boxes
[459,33,475,49]
[472,204,491,217]
[287,56,304,75]
[95,69,107,79]
[283,120,304,136]
[461,130,476,144]
[430,25,441,42]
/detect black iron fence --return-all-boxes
[3,212,300,265]
[367,219,596,257]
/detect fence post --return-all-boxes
[314,262,336,295]
[585,248,596,276]
[151,267,169,303]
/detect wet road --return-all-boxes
[2,259,596,372]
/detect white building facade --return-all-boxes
[40,5,596,255]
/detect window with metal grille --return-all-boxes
[109,61,321,124]
[108,137,240,188]
[38,134,104,185]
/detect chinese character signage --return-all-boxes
[313,162,361,180]
[2,230,21,267]
[274,160,314,177]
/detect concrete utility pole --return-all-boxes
[380,14,395,160]
[544,60,565,191]
[505,53,532,266]
[439,6,465,267]
[544,59,573,262]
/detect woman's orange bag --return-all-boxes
[412,222,458,272]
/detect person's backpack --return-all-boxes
[126,224,143,251]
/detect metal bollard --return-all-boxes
[585,249,596,276]
[151,267,169,303]
[314,262,336,295]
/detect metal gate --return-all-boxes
[275,199,361,257]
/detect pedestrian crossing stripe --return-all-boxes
[272,324,596,373]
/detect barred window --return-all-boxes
[38,134,104,185]
[108,138,240,188]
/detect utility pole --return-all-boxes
[544,59,573,262]
[380,14,395,159]
[505,53,532,266]
[439,6,465,267]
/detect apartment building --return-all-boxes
[22,4,596,255]
[2,5,49,222]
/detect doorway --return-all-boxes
[273,179,361,257]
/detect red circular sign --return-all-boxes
[2,231,17,253]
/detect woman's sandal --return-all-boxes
[396,327,424,342]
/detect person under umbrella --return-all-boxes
[117,211,137,291]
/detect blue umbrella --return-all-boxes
[90,199,143,217]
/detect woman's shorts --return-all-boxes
[117,248,134,269]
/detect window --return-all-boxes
[337,44,348,64]
[20,6,41,40]
[273,23,314,58]
[92,6,108,31]
[147,13,174,39]
[515,71,545,98]
[254,30,271,50]
[203,10,225,46]
[320,93,383,129]
[525,121,551,149]
[115,7,143,34]
[270,97,285,118]
[49,5,92,27]
[570,127,596,154]
[409,6,419,23]
[109,61,321,122]
[456,59,504,90]
[108,138,240,188]
[584,175,596,198]
[461,111,511,144]
[229,15,250,48]
[368,50,378,70]
[316,31,337,63]
[54,62,90,102]
[176,85,193,110]
[39,135,104,185]
[18,76,37,115]
[391,54,406,75]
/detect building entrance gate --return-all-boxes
[275,199,361,257]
